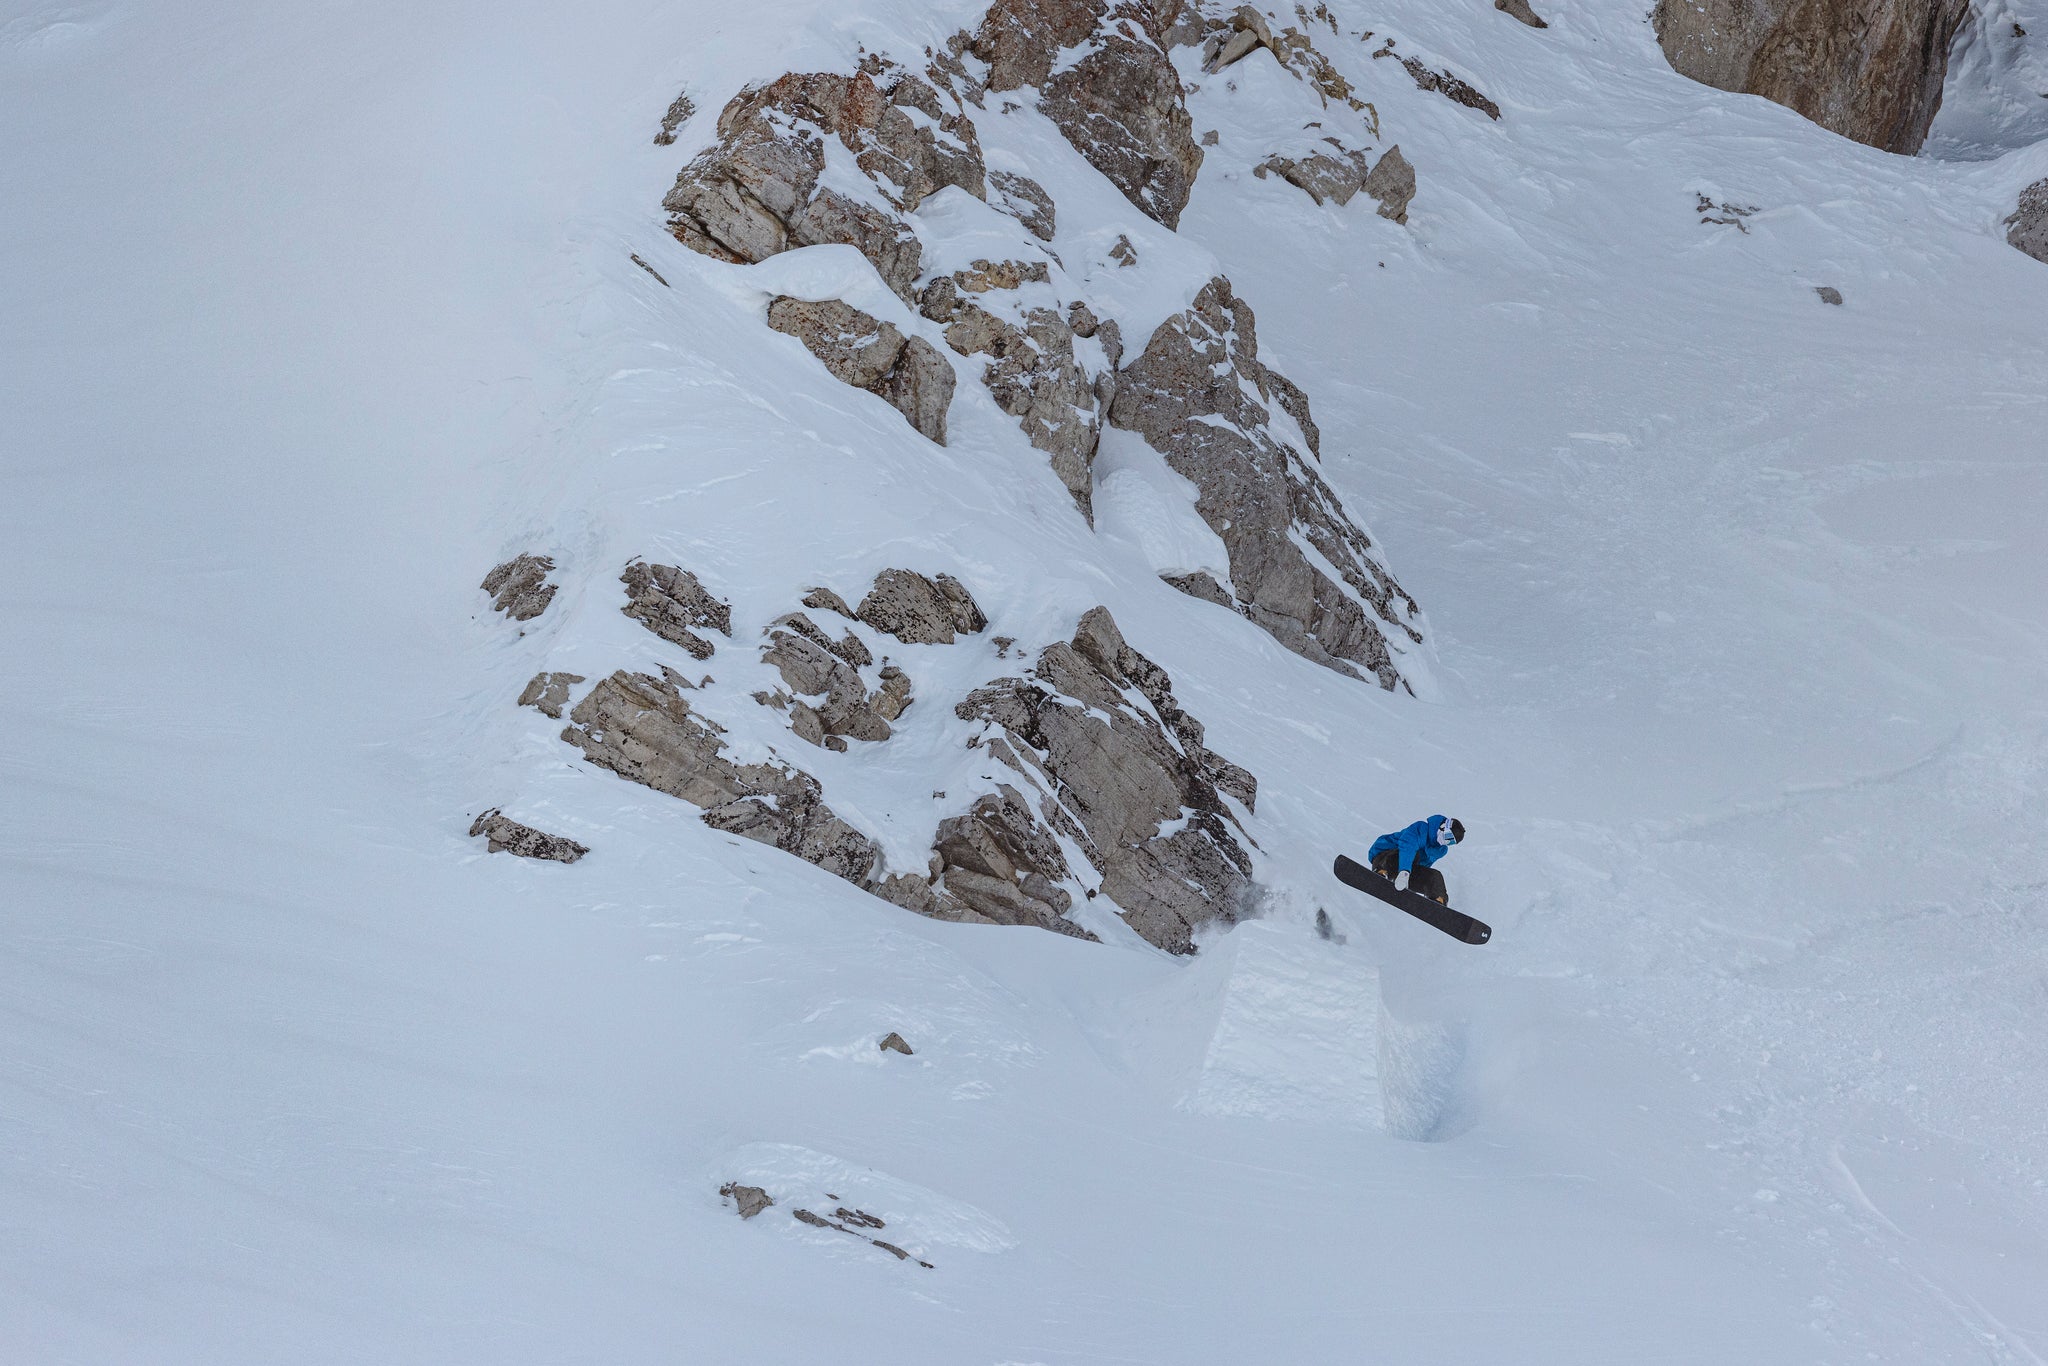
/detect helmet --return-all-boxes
[1444,817,1466,845]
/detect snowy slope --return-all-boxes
[4,0,2048,1362]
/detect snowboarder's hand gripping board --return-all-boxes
[1333,855,1493,945]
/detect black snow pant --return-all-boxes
[1371,850,1447,903]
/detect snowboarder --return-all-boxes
[1367,815,1465,905]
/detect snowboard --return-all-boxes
[1332,854,1492,945]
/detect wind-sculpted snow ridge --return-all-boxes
[657,0,1425,685]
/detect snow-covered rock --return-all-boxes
[956,606,1257,951]
[1109,276,1421,688]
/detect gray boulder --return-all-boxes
[1255,145,1371,207]
[719,1182,773,1218]
[468,809,588,863]
[1196,4,1370,112]
[1372,44,1501,121]
[1496,0,1548,27]
[1107,277,1422,690]
[481,554,557,621]
[954,607,1258,953]
[517,671,585,719]
[973,0,1203,228]
[767,296,955,445]
[1650,0,1967,154]
[654,88,695,145]
[1360,146,1416,224]
[620,561,732,660]
[662,70,986,301]
[2007,178,2048,264]
[855,569,988,644]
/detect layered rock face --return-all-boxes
[481,554,558,621]
[1109,278,1421,690]
[919,261,1117,517]
[767,296,955,444]
[663,68,986,302]
[564,666,888,884]
[972,0,1203,228]
[956,607,1258,953]
[1652,0,1969,154]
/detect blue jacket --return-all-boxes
[1369,815,1457,873]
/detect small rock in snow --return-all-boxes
[879,1032,914,1055]
[719,1182,773,1219]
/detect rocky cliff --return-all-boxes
[476,0,1445,952]
[1652,0,1969,154]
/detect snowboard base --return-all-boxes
[1333,854,1492,945]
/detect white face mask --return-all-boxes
[1436,823,1456,846]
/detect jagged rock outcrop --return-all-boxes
[766,296,955,444]
[1371,42,1501,121]
[758,611,907,750]
[1496,0,1548,28]
[1359,145,1415,223]
[919,261,1114,516]
[1255,146,1370,206]
[518,671,585,719]
[719,1182,773,1218]
[481,554,558,621]
[1196,3,1369,111]
[621,561,733,659]
[1255,140,1413,220]
[1651,0,1968,153]
[662,68,986,301]
[564,668,885,883]
[932,786,1091,937]
[1107,277,1421,689]
[2006,178,2048,263]
[852,569,988,644]
[955,607,1257,953]
[468,809,589,863]
[973,0,1203,228]
[988,170,1057,241]
[653,88,695,145]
